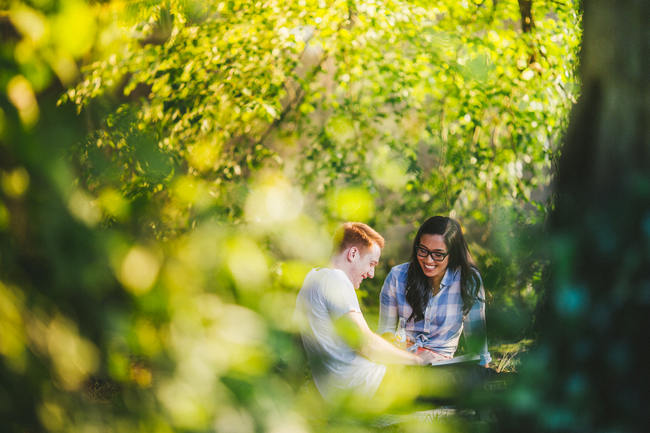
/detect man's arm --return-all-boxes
[342,311,427,365]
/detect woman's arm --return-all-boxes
[377,268,399,336]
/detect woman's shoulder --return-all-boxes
[468,265,483,282]
[454,265,482,278]
[445,266,481,287]
[389,262,410,278]
[382,263,410,294]
[457,265,484,292]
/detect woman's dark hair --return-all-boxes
[405,216,483,322]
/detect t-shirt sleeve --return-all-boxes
[322,273,361,319]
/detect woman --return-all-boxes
[378,216,491,366]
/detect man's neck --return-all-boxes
[330,256,353,287]
[329,256,346,272]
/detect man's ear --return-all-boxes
[347,246,359,262]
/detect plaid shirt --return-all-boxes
[378,263,492,366]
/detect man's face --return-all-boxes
[349,242,381,289]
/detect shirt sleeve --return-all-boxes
[377,268,399,335]
[463,272,492,366]
[323,272,361,319]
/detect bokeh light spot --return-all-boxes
[187,139,222,172]
[119,246,161,295]
[0,202,9,230]
[46,315,99,390]
[68,189,101,226]
[325,115,355,142]
[277,261,312,289]
[172,175,213,209]
[7,75,39,127]
[157,378,214,429]
[327,187,375,221]
[245,173,304,227]
[2,167,30,198]
[214,408,255,433]
[98,188,129,220]
[129,363,152,388]
[52,0,96,58]
[554,284,589,317]
[10,4,48,44]
[0,282,27,369]
[274,216,332,262]
[37,401,65,431]
[226,236,269,291]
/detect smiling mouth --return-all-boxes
[423,264,437,271]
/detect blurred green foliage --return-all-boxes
[1,0,583,432]
[492,0,649,431]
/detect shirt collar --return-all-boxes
[440,267,460,289]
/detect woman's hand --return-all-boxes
[416,349,451,365]
[415,353,433,365]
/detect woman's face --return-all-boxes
[416,234,449,283]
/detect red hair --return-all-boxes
[334,222,385,253]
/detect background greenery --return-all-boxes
[7,0,643,432]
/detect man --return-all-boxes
[295,222,431,401]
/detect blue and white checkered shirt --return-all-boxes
[378,263,492,366]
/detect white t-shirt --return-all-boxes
[295,267,386,400]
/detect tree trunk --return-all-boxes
[518,0,535,33]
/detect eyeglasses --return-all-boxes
[416,245,449,262]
